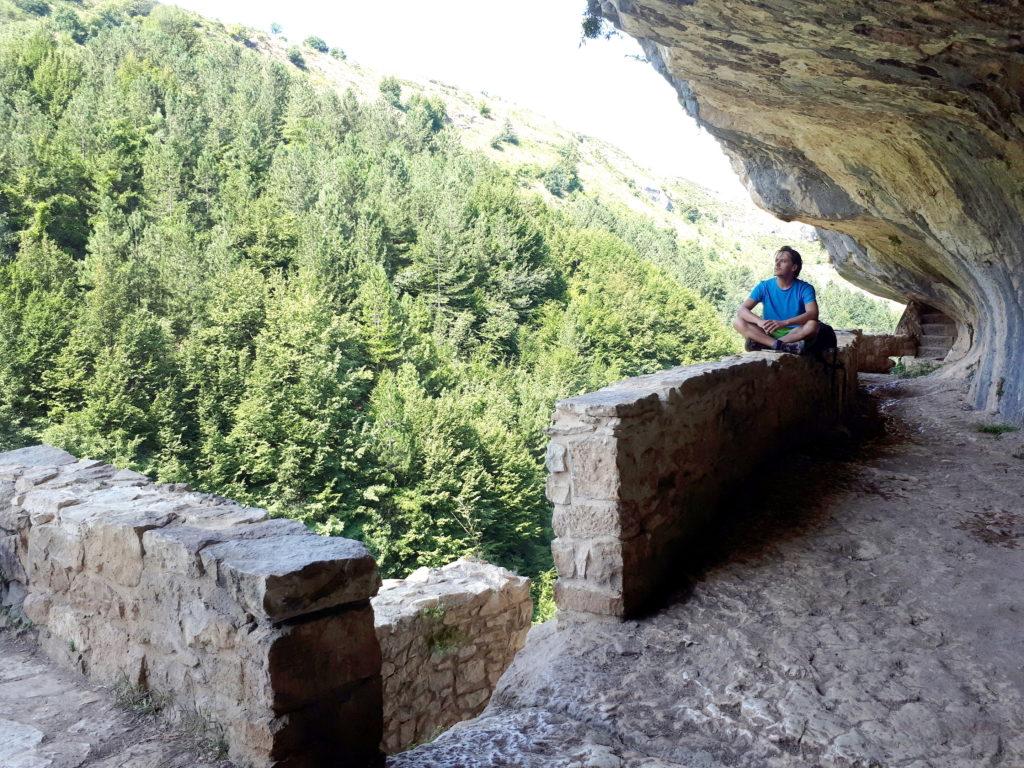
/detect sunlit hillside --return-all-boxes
[244,25,903,329]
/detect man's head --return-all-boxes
[774,246,802,279]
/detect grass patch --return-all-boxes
[891,359,939,378]
[113,675,171,716]
[0,605,33,634]
[179,709,230,761]
[976,423,1019,436]
[419,604,467,655]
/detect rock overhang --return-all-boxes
[597,0,1024,422]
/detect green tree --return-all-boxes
[43,309,178,469]
[212,276,374,527]
[0,234,79,446]
[287,46,305,69]
[543,142,581,198]
[304,35,328,53]
[379,75,402,109]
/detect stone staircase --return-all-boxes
[918,307,956,360]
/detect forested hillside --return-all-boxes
[0,0,897,615]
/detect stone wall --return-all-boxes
[854,332,917,373]
[546,338,859,617]
[0,445,383,768]
[372,559,532,754]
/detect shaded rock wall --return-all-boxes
[372,559,532,754]
[597,0,1024,421]
[546,337,859,617]
[0,445,383,768]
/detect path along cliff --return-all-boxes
[393,375,1024,767]
[3,374,1023,766]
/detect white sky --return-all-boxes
[169,0,749,198]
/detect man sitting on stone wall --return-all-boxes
[733,245,819,354]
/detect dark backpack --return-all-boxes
[806,322,838,359]
[805,322,847,410]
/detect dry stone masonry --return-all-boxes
[0,446,538,766]
[546,339,859,616]
[852,331,917,373]
[0,444,383,768]
[595,0,1024,423]
[372,559,532,754]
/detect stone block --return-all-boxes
[0,445,76,472]
[552,500,635,539]
[456,658,486,692]
[21,591,50,624]
[461,687,490,710]
[551,537,578,579]
[204,534,380,622]
[180,504,269,529]
[27,523,84,589]
[141,518,306,581]
[567,436,620,501]
[245,604,381,713]
[231,676,383,768]
[81,510,177,587]
[545,441,567,472]
[555,579,624,616]
[15,467,59,493]
[0,532,26,583]
[544,474,571,505]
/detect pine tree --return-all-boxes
[214,274,375,528]
[0,234,79,446]
[42,308,178,469]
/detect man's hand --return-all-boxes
[762,319,786,334]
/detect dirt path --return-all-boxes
[0,631,230,768]
[393,375,1024,767]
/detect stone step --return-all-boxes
[920,334,953,347]
[921,312,950,324]
[921,322,955,335]
[918,346,950,359]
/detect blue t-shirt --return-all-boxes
[749,278,816,328]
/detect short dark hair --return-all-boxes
[776,245,802,276]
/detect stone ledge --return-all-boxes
[372,558,532,754]
[546,337,859,616]
[0,446,384,768]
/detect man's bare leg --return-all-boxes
[777,319,819,343]
[732,317,778,349]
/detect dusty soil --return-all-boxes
[0,630,231,768]
[393,375,1024,767]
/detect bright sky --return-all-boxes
[169,0,749,198]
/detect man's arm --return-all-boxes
[737,297,765,327]
[762,301,819,334]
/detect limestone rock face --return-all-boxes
[597,0,1024,421]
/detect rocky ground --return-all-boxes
[393,374,1024,767]
[0,631,229,768]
